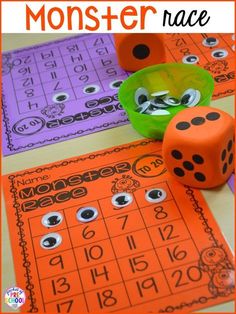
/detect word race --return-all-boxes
[3,140,234,312]
[2,33,235,155]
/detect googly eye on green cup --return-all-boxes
[118,63,214,140]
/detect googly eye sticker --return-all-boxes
[76,207,98,223]
[163,96,180,106]
[151,90,170,98]
[111,192,133,208]
[180,89,201,108]
[202,37,219,47]
[41,212,63,228]
[40,233,62,250]
[134,87,149,106]
[145,188,167,203]
[109,80,123,89]
[83,85,100,95]
[211,49,228,59]
[136,100,152,113]
[182,55,199,64]
[52,92,69,103]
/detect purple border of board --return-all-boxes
[227,173,234,193]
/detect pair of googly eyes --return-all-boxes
[53,89,99,102]
[41,208,98,228]
[82,80,123,95]
[202,36,234,51]
[183,49,228,65]
[111,189,167,207]
[41,189,168,223]
[52,85,101,98]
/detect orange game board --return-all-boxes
[164,33,235,99]
[3,139,234,312]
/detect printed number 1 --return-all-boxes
[56,300,73,312]
[97,290,117,309]
[158,224,179,241]
[52,277,70,295]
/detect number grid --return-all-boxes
[28,179,211,312]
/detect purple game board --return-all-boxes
[228,173,234,193]
[2,34,130,155]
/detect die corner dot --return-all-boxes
[176,121,190,131]
[174,167,185,177]
[206,111,220,121]
[52,92,69,103]
[41,212,63,228]
[40,233,62,250]
[76,207,98,223]
[83,84,100,95]
[171,149,183,160]
[145,188,167,203]
[227,139,233,152]
[111,192,133,208]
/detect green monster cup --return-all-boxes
[118,63,214,140]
